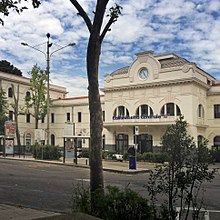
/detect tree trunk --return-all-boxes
[12,84,21,148]
[15,114,21,147]
[69,0,115,213]
[35,118,38,129]
[87,31,104,200]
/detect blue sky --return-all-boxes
[1,0,220,97]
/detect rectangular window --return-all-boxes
[8,87,13,98]
[9,111,13,121]
[41,115,45,123]
[51,113,55,123]
[67,112,70,122]
[26,113,30,123]
[78,139,82,148]
[207,79,212,85]
[214,105,220,118]
[102,111,105,122]
[78,112,82,123]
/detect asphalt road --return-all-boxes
[0,159,220,215]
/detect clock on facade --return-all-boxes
[139,68,148,80]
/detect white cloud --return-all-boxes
[52,74,88,97]
[208,0,220,11]
[151,0,195,20]
[1,0,220,97]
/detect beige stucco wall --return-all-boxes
[0,71,67,146]
[1,51,220,151]
[103,52,217,149]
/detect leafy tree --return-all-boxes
[0,0,40,25]
[147,116,216,220]
[0,60,22,76]
[10,84,24,147]
[69,0,122,210]
[0,86,8,135]
[25,65,47,129]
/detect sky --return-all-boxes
[1,0,220,97]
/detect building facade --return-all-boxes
[1,51,220,153]
[103,51,217,153]
[0,71,67,148]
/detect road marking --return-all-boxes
[75,178,90,182]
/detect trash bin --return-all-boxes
[129,156,136,169]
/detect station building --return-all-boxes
[1,51,220,154]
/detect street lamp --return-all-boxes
[21,33,75,145]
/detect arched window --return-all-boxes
[25,91,31,102]
[160,102,181,116]
[198,104,204,118]
[214,136,220,147]
[26,91,30,97]
[113,106,129,117]
[8,87,13,98]
[136,105,153,116]
[51,134,55,146]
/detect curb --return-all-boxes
[0,157,150,174]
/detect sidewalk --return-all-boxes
[0,203,102,220]
[0,203,61,220]
[1,155,220,173]
[0,154,153,174]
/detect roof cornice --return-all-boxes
[104,77,210,92]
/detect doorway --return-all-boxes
[115,134,128,154]
[138,134,153,153]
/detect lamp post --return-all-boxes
[46,33,51,146]
[21,33,75,145]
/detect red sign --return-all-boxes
[5,121,16,137]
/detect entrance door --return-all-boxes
[138,134,153,153]
[25,133,31,153]
[115,134,128,154]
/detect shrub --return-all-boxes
[72,184,153,220]
[71,182,91,214]
[122,151,169,163]
[136,152,144,161]
[123,152,129,160]
[33,144,61,160]
[125,152,169,163]
[102,150,116,160]
[211,149,220,162]
[81,148,89,158]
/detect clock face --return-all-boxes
[139,68,148,80]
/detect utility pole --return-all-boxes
[46,33,52,145]
[21,34,75,145]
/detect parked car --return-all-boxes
[77,148,82,158]
[113,154,123,162]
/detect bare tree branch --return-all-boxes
[100,3,122,43]
[100,16,115,43]
[69,0,93,33]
